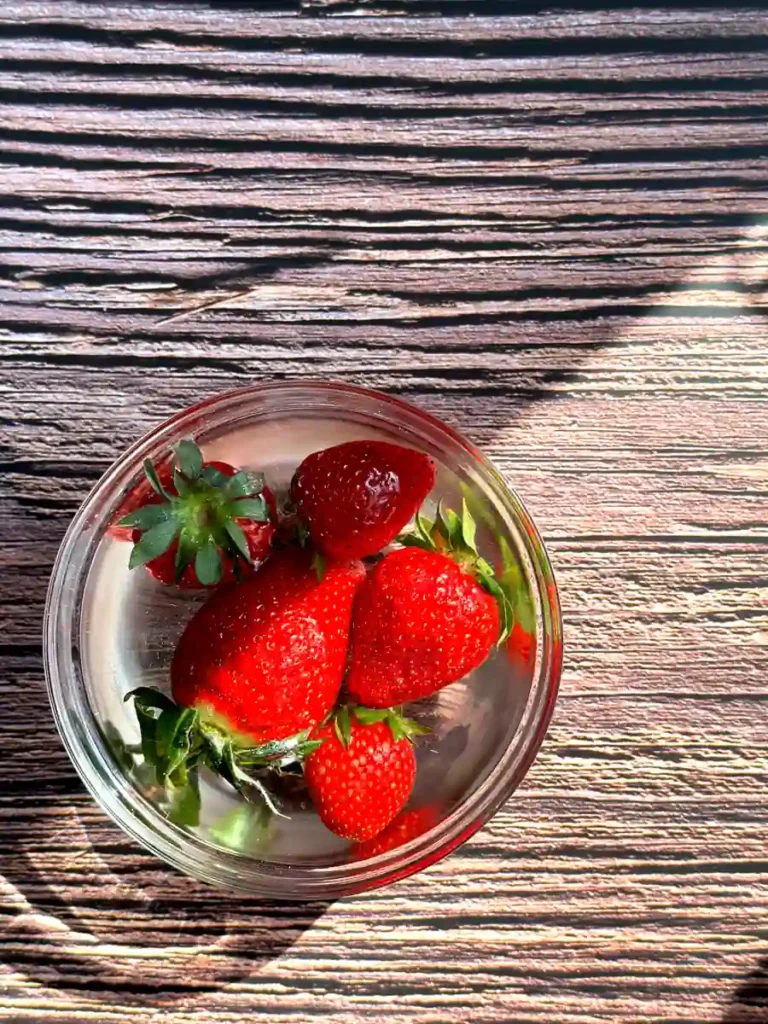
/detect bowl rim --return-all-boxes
[44,380,562,898]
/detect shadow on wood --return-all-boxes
[0,747,330,1007]
[2,214,766,1018]
[0,562,329,1009]
[723,959,768,1023]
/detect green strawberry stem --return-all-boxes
[119,439,269,585]
[397,499,516,644]
[496,533,536,636]
[311,550,326,582]
[167,772,202,828]
[291,518,325,582]
[459,484,537,637]
[125,687,324,818]
[209,801,274,853]
[329,704,429,748]
[103,720,202,827]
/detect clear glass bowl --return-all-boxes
[44,382,562,898]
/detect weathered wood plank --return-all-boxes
[1,2,767,1022]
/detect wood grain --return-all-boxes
[1,2,768,1022]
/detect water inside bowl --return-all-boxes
[81,414,535,866]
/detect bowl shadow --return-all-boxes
[0,556,329,1009]
[0,745,330,1007]
[4,226,765,1011]
[723,958,768,1023]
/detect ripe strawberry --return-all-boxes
[346,503,513,707]
[305,706,427,842]
[507,621,535,667]
[126,548,365,811]
[140,478,277,589]
[495,530,538,672]
[352,803,440,860]
[113,439,276,587]
[110,460,173,542]
[291,440,435,561]
[171,546,365,743]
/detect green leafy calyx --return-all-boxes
[398,499,516,644]
[119,439,269,583]
[125,687,323,817]
[331,704,429,748]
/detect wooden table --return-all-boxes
[2,3,767,1022]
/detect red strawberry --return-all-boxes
[291,440,435,561]
[139,482,277,589]
[126,548,365,811]
[171,547,365,744]
[353,803,440,859]
[305,707,426,842]
[507,621,535,667]
[496,534,538,672]
[346,504,512,707]
[110,460,174,542]
[112,439,276,587]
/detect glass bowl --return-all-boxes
[44,381,562,898]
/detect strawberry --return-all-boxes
[304,706,427,842]
[345,503,513,707]
[139,479,277,589]
[495,530,538,672]
[125,547,365,811]
[353,803,440,859]
[110,461,174,543]
[291,440,435,561]
[113,439,275,587]
[171,547,365,743]
[507,620,535,667]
